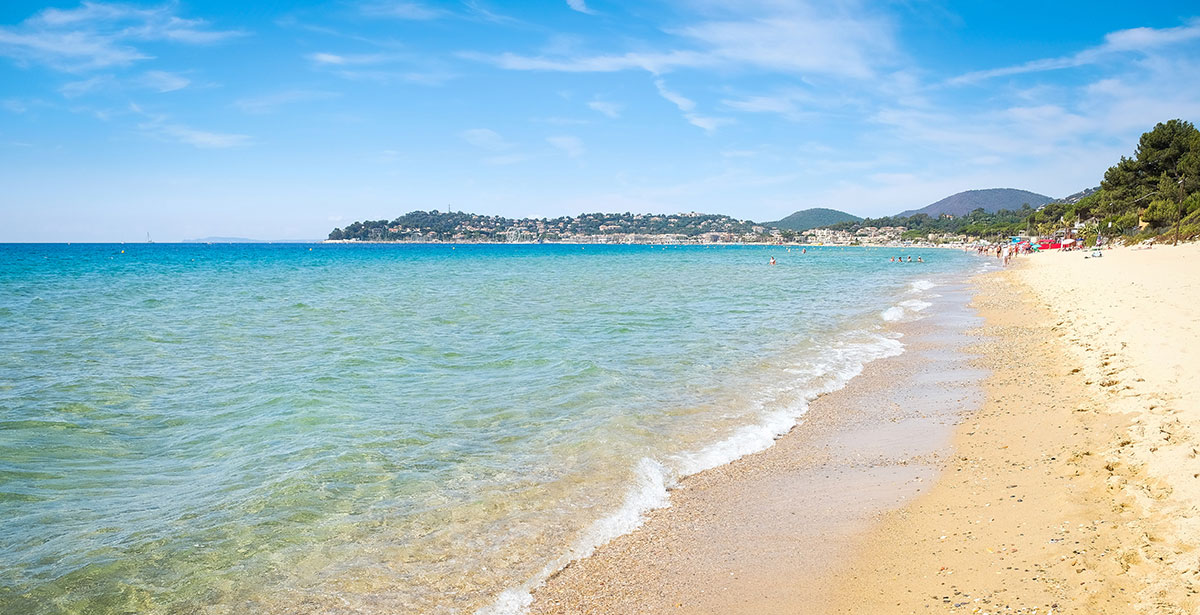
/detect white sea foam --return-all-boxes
[479,331,906,615]
[881,306,906,321]
[899,299,932,312]
[908,279,937,293]
[882,297,934,322]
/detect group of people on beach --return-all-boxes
[889,255,923,263]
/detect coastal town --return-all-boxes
[324,209,943,246]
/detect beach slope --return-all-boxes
[835,244,1200,613]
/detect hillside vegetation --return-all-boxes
[896,188,1054,217]
[767,208,861,231]
[823,119,1199,245]
[1042,118,1200,244]
[328,211,764,242]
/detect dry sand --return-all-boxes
[836,242,1200,614]
[527,243,1200,614]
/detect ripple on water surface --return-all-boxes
[0,243,976,614]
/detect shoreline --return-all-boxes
[832,244,1200,613]
[526,274,989,613]
[524,243,1200,614]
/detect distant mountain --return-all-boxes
[183,237,320,243]
[766,208,862,231]
[896,188,1054,218]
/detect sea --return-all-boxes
[0,243,982,615]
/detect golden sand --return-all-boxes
[529,243,1200,614]
[835,244,1200,613]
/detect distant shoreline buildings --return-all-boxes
[324,210,959,247]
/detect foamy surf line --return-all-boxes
[477,328,907,615]
[883,279,938,322]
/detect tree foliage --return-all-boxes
[826,119,1200,243]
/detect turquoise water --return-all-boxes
[0,243,974,614]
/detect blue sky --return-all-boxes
[2,1,1199,241]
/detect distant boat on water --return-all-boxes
[146,232,154,244]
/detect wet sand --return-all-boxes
[529,243,1200,614]
[529,279,988,613]
[834,243,1200,614]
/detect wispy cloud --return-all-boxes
[587,100,621,118]
[653,79,694,112]
[720,89,815,122]
[950,18,1200,84]
[683,114,732,134]
[359,1,446,20]
[140,70,189,92]
[306,50,455,84]
[467,2,896,79]
[148,122,251,148]
[654,78,730,133]
[565,0,596,15]
[460,128,514,151]
[234,90,340,114]
[59,74,115,97]
[547,135,584,158]
[0,2,246,72]
[307,51,394,66]
[131,103,250,148]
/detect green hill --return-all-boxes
[766,208,861,231]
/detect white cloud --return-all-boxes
[359,1,446,20]
[950,18,1200,85]
[653,78,730,133]
[468,3,896,79]
[587,100,621,118]
[683,114,732,134]
[547,135,584,158]
[307,52,390,66]
[141,120,251,148]
[460,128,513,151]
[234,90,340,114]
[129,103,250,148]
[566,0,595,15]
[653,79,694,112]
[59,74,114,97]
[464,49,710,75]
[0,2,246,71]
[307,51,455,85]
[141,70,189,92]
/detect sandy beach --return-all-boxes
[528,243,1200,614]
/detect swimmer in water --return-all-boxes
[890,257,895,262]
[917,256,924,263]
[769,256,776,265]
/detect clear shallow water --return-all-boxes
[0,243,975,614]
